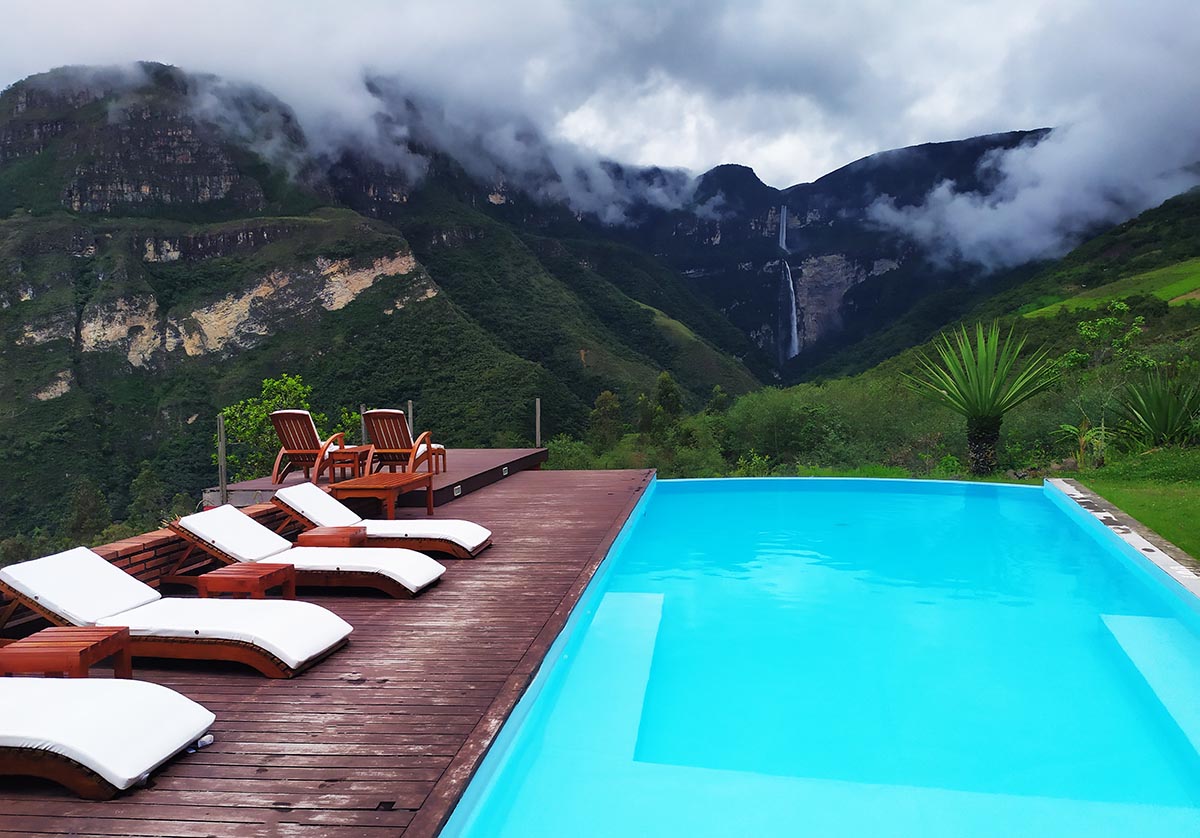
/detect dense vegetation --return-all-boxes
[1,66,1197,566]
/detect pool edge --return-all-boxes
[409,469,657,838]
[1045,478,1200,600]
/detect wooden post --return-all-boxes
[359,404,367,444]
[217,414,228,506]
[535,397,542,448]
[407,399,414,436]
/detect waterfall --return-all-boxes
[778,205,799,359]
[782,259,799,359]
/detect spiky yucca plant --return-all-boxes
[905,322,1060,475]
[1118,373,1200,448]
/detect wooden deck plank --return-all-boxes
[0,468,652,836]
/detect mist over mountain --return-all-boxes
[2,54,1199,537]
[5,60,1198,374]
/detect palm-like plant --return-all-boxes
[905,322,1060,475]
[1118,372,1200,448]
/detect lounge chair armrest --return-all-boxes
[314,433,346,481]
[409,432,435,473]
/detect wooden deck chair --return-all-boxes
[0,677,215,799]
[270,409,343,484]
[363,408,447,474]
[0,548,352,679]
[169,505,446,599]
[272,481,493,559]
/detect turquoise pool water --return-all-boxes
[443,479,1200,837]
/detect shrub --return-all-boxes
[546,434,596,470]
[1117,372,1200,448]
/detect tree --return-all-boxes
[905,322,1059,475]
[63,477,112,543]
[654,372,683,420]
[217,374,327,481]
[705,384,730,414]
[126,461,169,531]
[587,390,623,452]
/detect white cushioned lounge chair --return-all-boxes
[0,677,215,799]
[272,481,492,559]
[0,548,352,678]
[171,505,446,598]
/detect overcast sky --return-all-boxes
[0,0,1187,188]
[3,0,1198,266]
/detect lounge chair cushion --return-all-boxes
[0,677,215,790]
[361,519,491,553]
[177,505,292,563]
[0,547,161,625]
[275,484,490,551]
[97,597,352,670]
[283,546,445,594]
[274,482,364,528]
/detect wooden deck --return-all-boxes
[0,468,653,837]
[202,448,548,510]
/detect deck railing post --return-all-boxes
[359,403,367,444]
[407,399,414,436]
[535,397,542,447]
[217,413,228,506]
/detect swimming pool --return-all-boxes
[442,478,1200,837]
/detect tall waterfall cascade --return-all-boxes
[778,205,800,359]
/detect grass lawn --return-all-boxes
[1025,256,1200,317]
[1079,478,1200,559]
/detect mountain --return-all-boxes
[2,61,1181,538]
[0,63,763,534]
[620,130,1049,371]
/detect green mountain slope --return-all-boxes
[0,67,761,537]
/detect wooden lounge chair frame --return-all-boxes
[269,409,344,484]
[363,409,447,474]
[165,522,429,600]
[0,746,124,799]
[270,495,492,559]
[0,579,344,680]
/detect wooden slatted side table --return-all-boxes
[295,526,368,547]
[327,444,375,483]
[328,471,434,518]
[0,626,132,678]
[197,563,297,599]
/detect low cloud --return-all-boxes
[868,2,1200,270]
[3,1,1200,252]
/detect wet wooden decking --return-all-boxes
[0,468,654,837]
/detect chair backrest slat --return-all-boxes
[271,410,321,453]
[364,409,413,450]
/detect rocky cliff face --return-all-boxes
[0,64,307,218]
[621,131,1046,370]
[36,249,420,369]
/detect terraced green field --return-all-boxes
[1026,257,1200,317]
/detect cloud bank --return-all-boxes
[867,2,1200,269]
[2,0,1199,259]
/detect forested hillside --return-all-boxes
[1,61,1196,555]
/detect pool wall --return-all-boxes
[1045,478,1200,616]
[441,473,661,835]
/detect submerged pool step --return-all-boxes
[1101,615,1200,753]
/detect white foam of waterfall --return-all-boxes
[782,259,799,359]
[778,205,799,359]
